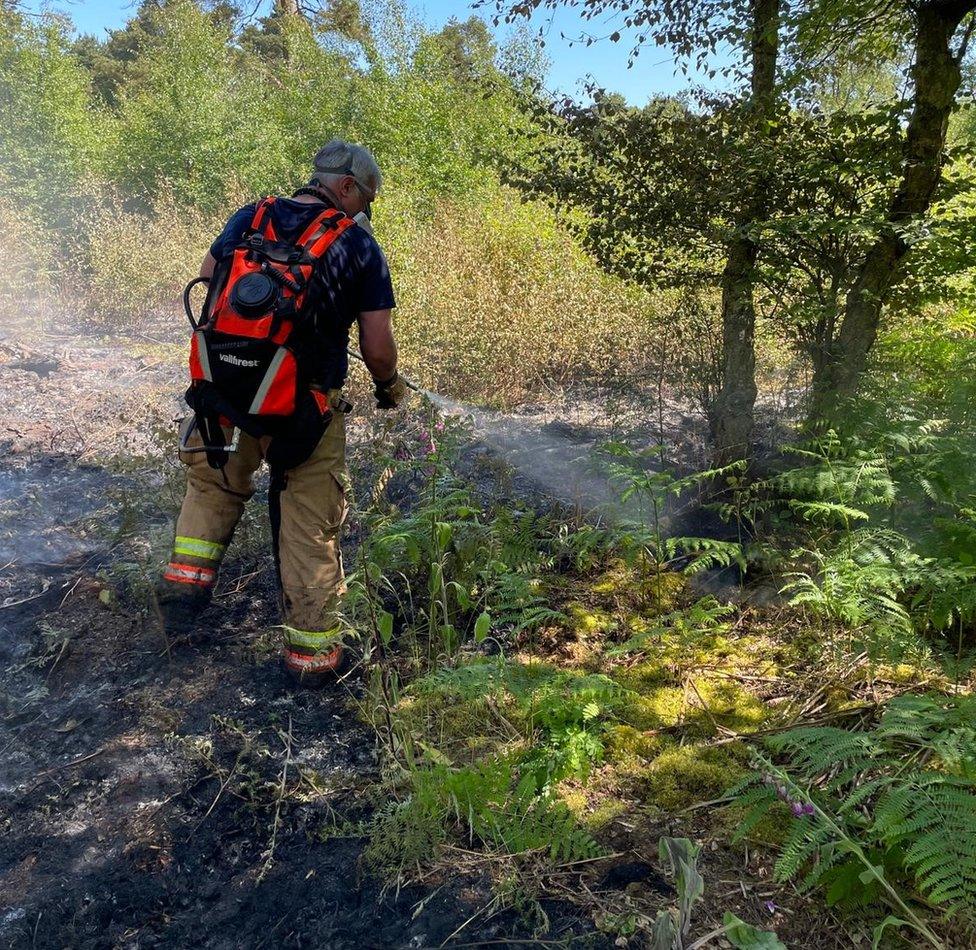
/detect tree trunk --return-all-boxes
[711,0,780,465]
[809,1,975,418]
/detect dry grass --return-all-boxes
[3,177,675,408]
[380,184,660,404]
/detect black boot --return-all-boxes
[153,580,210,642]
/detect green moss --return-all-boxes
[583,796,628,831]
[589,560,687,612]
[640,742,748,812]
[605,723,668,761]
[619,686,688,730]
[393,690,515,765]
[876,662,933,685]
[565,602,617,637]
[612,658,674,691]
[694,679,769,733]
[560,781,629,832]
[717,798,794,847]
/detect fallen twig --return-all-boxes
[258,714,293,882]
[28,746,106,789]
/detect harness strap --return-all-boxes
[251,196,276,234]
[295,207,344,247]
[189,383,268,439]
[187,382,268,470]
[307,214,356,258]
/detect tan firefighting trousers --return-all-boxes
[159,392,350,661]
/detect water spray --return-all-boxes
[346,348,626,513]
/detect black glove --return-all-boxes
[373,372,407,409]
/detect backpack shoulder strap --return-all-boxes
[296,207,356,260]
[250,197,277,238]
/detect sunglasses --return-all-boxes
[352,179,375,218]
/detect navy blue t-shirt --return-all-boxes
[209,197,396,389]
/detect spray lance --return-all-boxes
[346,347,423,395]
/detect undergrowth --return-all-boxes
[732,693,976,946]
[338,400,975,946]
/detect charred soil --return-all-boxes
[0,515,605,949]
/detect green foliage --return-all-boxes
[658,836,704,943]
[729,426,976,661]
[874,693,976,779]
[599,443,746,584]
[345,421,565,655]
[505,66,927,381]
[0,8,106,210]
[732,693,976,929]
[611,596,735,658]
[0,5,107,287]
[362,755,602,873]
[108,0,276,212]
[413,656,620,785]
[647,837,783,950]
[723,913,787,950]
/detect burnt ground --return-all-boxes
[0,309,622,949]
[0,453,608,950]
[0,306,811,949]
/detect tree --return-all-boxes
[809,0,976,416]
[493,0,779,463]
[710,0,780,463]
[0,4,105,214]
[422,17,497,85]
[73,0,239,105]
[494,0,976,450]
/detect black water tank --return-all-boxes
[230,272,277,318]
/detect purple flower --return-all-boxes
[762,901,777,915]
[434,421,445,433]
[802,803,816,817]
[791,801,804,817]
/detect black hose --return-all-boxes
[183,277,210,330]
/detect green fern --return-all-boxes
[763,428,976,654]
[731,692,976,926]
[873,775,976,913]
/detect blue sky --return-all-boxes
[24,0,729,104]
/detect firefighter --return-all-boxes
[154,140,407,686]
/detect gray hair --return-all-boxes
[312,139,382,194]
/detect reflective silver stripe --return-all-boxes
[174,536,225,561]
[195,330,213,381]
[164,563,216,584]
[248,347,287,414]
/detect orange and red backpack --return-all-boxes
[182,197,356,470]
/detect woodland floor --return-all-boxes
[0,307,869,949]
